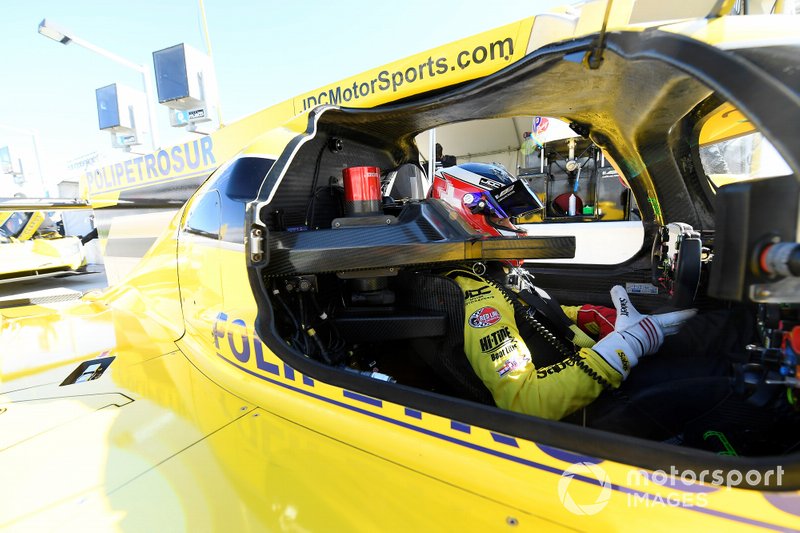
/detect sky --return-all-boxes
[0,0,564,194]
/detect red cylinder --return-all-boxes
[342,166,381,216]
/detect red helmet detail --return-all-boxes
[430,163,542,236]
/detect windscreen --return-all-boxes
[0,212,31,238]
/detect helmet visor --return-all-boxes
[489,180,543,217]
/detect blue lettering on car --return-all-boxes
[84,137,217,193]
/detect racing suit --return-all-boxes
[451,270,623,420]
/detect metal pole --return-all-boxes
[198,0,224,126]
[51,33,160,151]
[0,124,46,195]
[428,129,436,182]
[30,131,45,196]
[139,69,161,150]
[64,34,143,73]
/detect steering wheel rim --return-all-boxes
[651,223,702,308]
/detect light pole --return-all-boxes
[198,0,224,127]
[37,19,160,151]
[0,124,46,196]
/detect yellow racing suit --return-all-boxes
[451,271,623,420]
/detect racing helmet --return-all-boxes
[430,162,543,236]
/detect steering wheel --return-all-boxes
[651,222,703,308]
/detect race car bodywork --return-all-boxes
[2,2,800,531]
[0,210,87,282]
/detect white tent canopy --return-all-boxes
[416,116,578,175]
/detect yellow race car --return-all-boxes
[2,2,800,531]
[0,210,87,282]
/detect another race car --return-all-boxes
[0,209,89,282]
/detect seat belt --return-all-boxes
[512,285,577,343]
[448,267,577,343]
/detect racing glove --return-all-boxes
[591,285,697,378]
[576,304,617,339]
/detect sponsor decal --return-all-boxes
[536,355,579,379]
[497,354,530,377]
[478,177,503,189]
[480,327,521,361]
[600,167,620,179]
[468,306,501,328]
[212,312,280,375]
[617,349,630,372]
[534,116,549,136]
[84,137,217,194]
[497,359,518,377]
[300,35,517,111]
[464,285,492,301]
[530,116,550,146]
[618,297,629,317]
[479,326,511,352]
[495,186,515,200]
[489,342,519,362]
[625,282,659,295]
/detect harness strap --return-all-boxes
[447,267,576,342]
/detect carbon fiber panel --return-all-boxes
[333,310,446,342]
[265,201,575,276]
[267,134,396,230]
[528,267,661,309]
[402,273,495,405]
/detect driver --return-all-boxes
[430,163,696,420]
